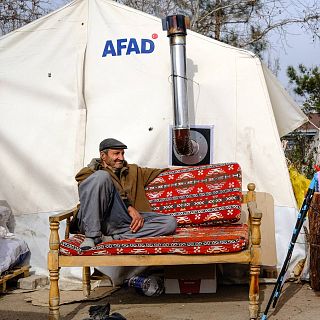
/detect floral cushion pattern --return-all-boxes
[60,224,248,256]
[145,163,242,225]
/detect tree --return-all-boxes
[117,0,320,57]
[287,64,320,114]
[284,131,317,179]
[0,0,51,36]
[2,1,319,58]
[284,64,320,178]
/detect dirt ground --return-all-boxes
[0,281,319,320]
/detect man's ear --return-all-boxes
[100,151,106,161]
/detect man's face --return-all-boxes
[101,149,125,169]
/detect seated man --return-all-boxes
[74,138,177,250]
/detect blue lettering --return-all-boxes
[141,39,155,54]
[102,40,116,57]
[126,38,140,55]
[102,38,155,57]
[117,38,127,56]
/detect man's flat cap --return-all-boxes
[99,138,127,151]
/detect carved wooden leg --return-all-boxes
[83,266,91,297]
[249,264,260,319]
[48,220,61,320]
[246,192,262,320]
[49,268,60,320]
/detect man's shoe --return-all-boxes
[81,237,96,250]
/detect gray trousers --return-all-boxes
[77,171,177,239]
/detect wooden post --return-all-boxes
[83,266,91,297]
[249,265,260,320]
[48,220,60,320]
[247,183,262,320]
[309,192,320,291]
[246,183,256,202]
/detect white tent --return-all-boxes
[0,0,308,278]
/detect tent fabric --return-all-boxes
[0,0,88,214]
[0,0,309,275]
[261,64,308,137]
[0,0,305,214]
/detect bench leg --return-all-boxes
[83,266,91,297]
[249,264,260,319]
[49,268,60,320]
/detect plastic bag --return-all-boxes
[289,167,311,209]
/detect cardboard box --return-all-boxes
[164,264,217,294]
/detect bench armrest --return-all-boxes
[49,207,78,241]
[247,202,262,220]
[49,208,77,222]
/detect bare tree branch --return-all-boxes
[116,0,320,57]
[0,0,51,35]
[240,13,320,47]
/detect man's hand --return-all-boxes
[127,206,144,233]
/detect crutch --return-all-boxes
[261,173,318,320]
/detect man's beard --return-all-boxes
[109,159,124,170]
[113,160,124,168]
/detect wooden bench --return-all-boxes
[48,164,263,320]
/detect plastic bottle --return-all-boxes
[127,275,164,296]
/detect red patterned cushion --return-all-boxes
[145,163,242,225]
[60,224,248,256]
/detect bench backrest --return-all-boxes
[145,163,242,226]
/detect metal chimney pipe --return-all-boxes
[162,15,195,156]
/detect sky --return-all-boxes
[267,24,320,90]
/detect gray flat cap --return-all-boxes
[99,138,127,151]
